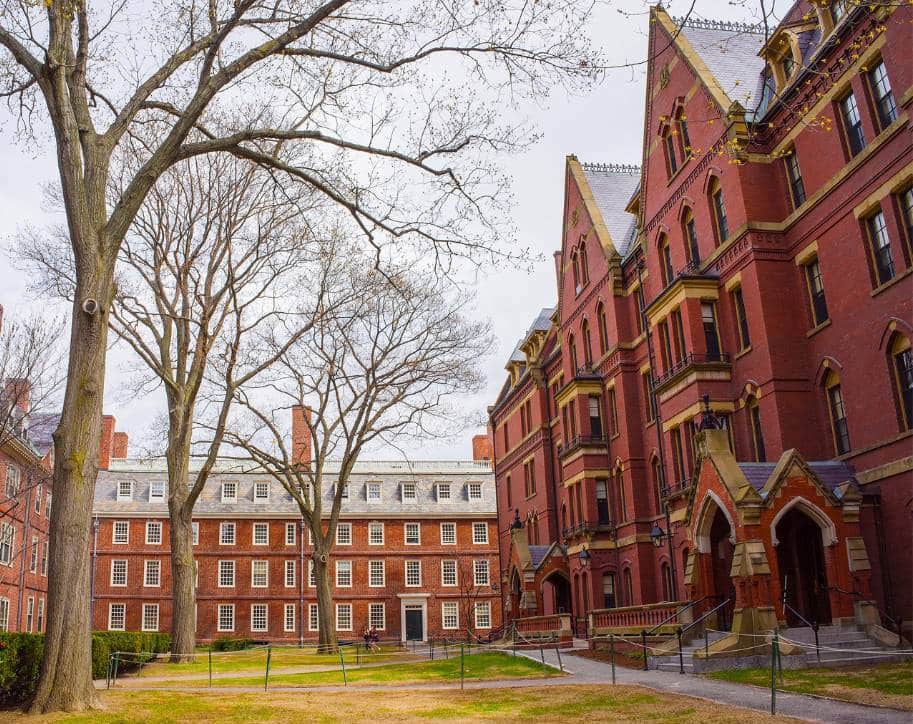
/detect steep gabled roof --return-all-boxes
[573,161,641,258]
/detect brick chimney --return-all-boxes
[99,415,116,470]
[472,433,493,463]
[291,405,312,466]
[3,379,30,413]
[112,431,129,460]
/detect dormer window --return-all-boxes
[366,482,381,502]
[401,482,416,501]
[117,481,133,501]
[254,481,270,502]
[221,481,237,503]
[436,483,451,502]
[468,482,483,500]
[148,481,165,502]
[781,47,795,82]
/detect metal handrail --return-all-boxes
[641,596,716,671]
[827,586,907,648]
[675,597,732,673]
[782,601,820,662]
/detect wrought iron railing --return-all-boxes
[558,435,607,458]
[653,351,731,388]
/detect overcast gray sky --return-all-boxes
[0,1,774,461]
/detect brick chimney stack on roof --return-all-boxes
[291,405,312,466]
[3,379,30,413]
[99,415,116,470]
[472,433,493,463]
[112,432,129,460]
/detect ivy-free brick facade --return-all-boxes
[491,2,912,643]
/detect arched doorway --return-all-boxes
[708,507,736,628]
[541,571,572,617]
[775,507,832,626]
[508,567,522,621]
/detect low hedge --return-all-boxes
[0,631,171,707]
[210,636,255,651]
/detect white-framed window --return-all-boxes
[436,483,451,502]
[218,604,235,632]
[0,598,8,631]
[442,602,458,630]
[3,464,18,498]
[254,481,270,502]
[468,482,483,500]
[336,522,352,546]
[26,597,34,632]
[474,601,491,629]
[441,560,457,587]
[33,482,41,514]
[220,521,236,545]
[116,480,133,501]
[333,483,349,499]
[108,603,126,631]
[369,603,385,630]
[252,522,269,546]
[145,521,162,545]
[192,521,199,545]
[110,559,128,587]
[368,521,384,545]
[40,542,48,576]
[45,493,51,518]
[285,522,296,546]
[336,560,352,587]
[308,603,319,631]
[336,603,352,631]
[369,560,385,587]
[251,560,269,587]
[218,560,236,587]
[308,559,316,587]
[284,604,296,632]
[308,528,314,545]
[473,559,490,586]
[144,560,161,587]
[404,522,420,545]
[440,522,456,545]
[142,604,159,632]
[284,560,296,588]
[148,481,165,501]
[36,599,44,632]
[366,482,382,502]
[221,481,237,502]
[405,560,421,587]
[0,524,13,565]
[401,482,416,500]
[472,522,489,545]
[29,535,38,572]
[113,520,129,544]
[251,603,268,632]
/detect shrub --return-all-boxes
[211,637,255,652]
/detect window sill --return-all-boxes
[806,319,832,338]
[610,432,621,441]
[870,267,912,298]
[735,345,752,360]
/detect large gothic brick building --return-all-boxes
[490,2,912,642]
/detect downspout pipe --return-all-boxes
[299,518,306,647]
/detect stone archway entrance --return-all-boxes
[775,507,832,626]
[708,507,736,628]
[542,571,572,616]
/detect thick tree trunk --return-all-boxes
[314,555,337,654]
[30,273,112,713]
[166,412,197,662]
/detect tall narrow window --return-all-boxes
[568,334,578,373]
[664,129,678,176]
[891,335,913,431]
[867,210,896,285]
[701,302,721,360]
[595,479,610,523]
[780,46,795,82]
[623,568,634,606]
[732,288,750,351]
[671,308,687,362]
[785,150,806,207]
[651,456,662,510]
[588,396,603,437]
[677,108,692,161]
[709,179,729,244]
[659,235,673,286]
[670,427,685,483]
[635,287,646,335]
[839,92,866,156]
[571,251,580,292]
[804,259,829,326]
[597,302,608,354]
[900,187,913,246]
[824,372,851,455]
[602,573,616,609]
[582,320,593,366]
[748,397,766,462]
[613,468,627,523]
[643,371,655,422]
[830,0,846,22]
[658,320,672,371]
[607,387,618,436]
[868,60,897,130]
[661,562,673,602]
[580,242,589,285]
[683,209,700,264]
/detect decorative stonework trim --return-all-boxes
[769,496,837,548]
[694,490,737,554]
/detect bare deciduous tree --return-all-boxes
[0,1,598,708]
[225,256,490,653]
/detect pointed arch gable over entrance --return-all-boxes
[693,489,736,554]
[770,496,837,548]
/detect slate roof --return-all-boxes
[737,460,860,500]
[94,457,495,518]
[26,413,59,457]
[528,544,551,568]
[579,164,641,258]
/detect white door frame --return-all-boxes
[397,593,429,642]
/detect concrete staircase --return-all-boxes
[648,624,911,672]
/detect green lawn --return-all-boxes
[139,651,559,688]
[11,684,801,722]
[135,644,409,676]
[707,661,913,710]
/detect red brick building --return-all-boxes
[490,2,912,643]
[90,425,499,643]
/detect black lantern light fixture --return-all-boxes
[510,509,523,530]
[650,522,669,548]
[578,547,591,566]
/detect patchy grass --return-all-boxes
[706,661,913,711]
[8,684,801,722]
[137,651,559,688]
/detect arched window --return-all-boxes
[890,334,913,430]
[682,207,700,265]
[676,107,692,161]
[613,467,627,523]
[596,302,608,354]
[579,241,589,285]
[572,251,580,291]
[651,456,663,511]
[582,319,593,366]
[658,233,673,286]
[747,396,766,462]
[623,568,634,606]
[661,562,673,602]
[708,177,729,244]
[602,573,616,609]
[824,371,851,455]
[561,503,568,532]
[568,334,578,373]
[663,127,678,177]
